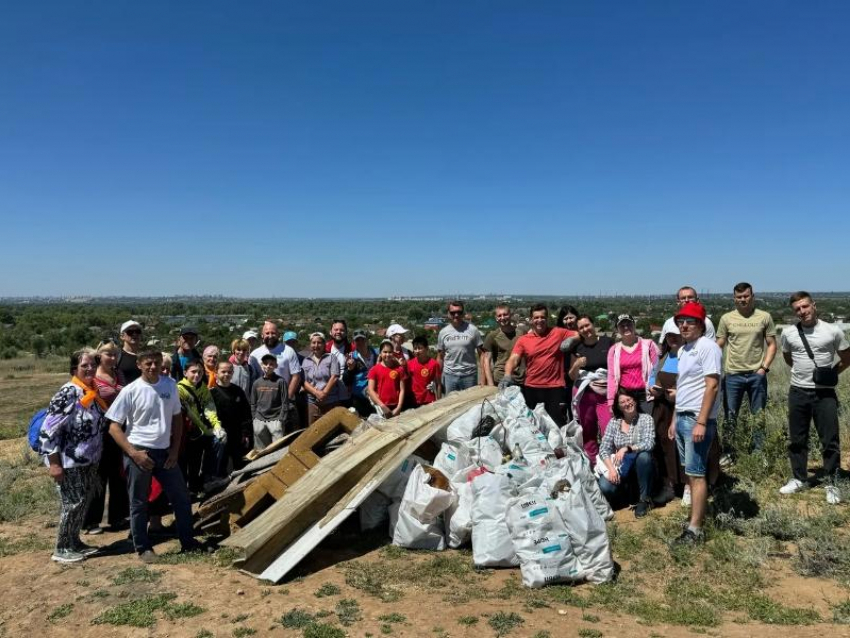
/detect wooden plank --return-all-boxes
[223,386,495,576]
[257,401,468,582]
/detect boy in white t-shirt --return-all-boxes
[106,348,200,563]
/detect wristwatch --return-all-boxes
[760,366,769,373]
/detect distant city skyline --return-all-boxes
[2,2,848,297]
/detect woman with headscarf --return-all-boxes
[38,348,107,563]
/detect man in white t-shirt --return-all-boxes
[778,291,850,504]
[249,321,301,431]
[659,286,716,343]
[672,302,722,548]
[106,349,199,563]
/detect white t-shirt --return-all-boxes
[660,316,716,343]
[329,342,351,401]
[780,320,849,389]
[676,336,722,418]
[249,343,302,386]
[105,375,181,450]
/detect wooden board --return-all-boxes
[221,385,496,578]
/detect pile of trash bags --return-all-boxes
[359,387,615,587]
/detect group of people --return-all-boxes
[35,285,849,563]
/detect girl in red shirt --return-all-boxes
[367,340,407,417]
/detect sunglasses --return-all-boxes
[449,311,463,316]
[676,317,699,326]
[124,329,142,336]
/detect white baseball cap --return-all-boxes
[120,320,141,334]
[386,323,408,338]
[243,330,259,340]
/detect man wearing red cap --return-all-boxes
[672,301,722,547]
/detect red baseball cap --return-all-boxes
[675,302,707,323]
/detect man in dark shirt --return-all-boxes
[171,326,203,382]
[117,320,143,383]
[482,304,525,386]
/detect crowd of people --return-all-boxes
[34,285,849,563]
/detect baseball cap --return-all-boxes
[243,330,258,340]
[386,323,408,338]
[616,314,635,326]
[260,353,277,363]
[352,329,368,341]
[309,331,326,340]
[283,331,298,342]
[180,325,199,336]
[675,302,707,323]
[120,320,141,334]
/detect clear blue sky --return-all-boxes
[1,1,847,298]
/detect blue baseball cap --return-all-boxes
[283,331,298,342]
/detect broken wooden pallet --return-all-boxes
[221,385,496,580]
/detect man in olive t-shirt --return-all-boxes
[482,305,525,385]
[716,283,776,457]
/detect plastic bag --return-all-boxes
[445,465,477,548]
[505,416,555,465]
[433,442,471,480]
[493,385,531,421]
[506,488,584,588]
[532,404,565,450]
[376,455,428,501]
[471,472,519,567]
[390,464,453,550]
[560,419,585,454]
[446,403,502,444]
[461,436,504,471]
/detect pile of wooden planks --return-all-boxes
[221,385,497,582]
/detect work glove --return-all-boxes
[213,427,227,443]
[498,375,516,390]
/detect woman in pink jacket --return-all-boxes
[607,314,658,415]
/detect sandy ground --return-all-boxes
[1,434,846,638]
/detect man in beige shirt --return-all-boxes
[715,282,776,462]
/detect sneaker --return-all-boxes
[779,478,806,495]
[634,499,652,519]
[84,526,103,535]
[826,485,842,505]
[681,485,692,507]
[652,484,676,506]
[138,549,158,564]
[671,528,704,548]
[51,548,86,564]
[72,542,100,557]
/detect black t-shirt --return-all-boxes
[117,349,140,383]
[211,384,253,438]
[573,335,614,377]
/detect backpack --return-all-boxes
[28,409,48,453]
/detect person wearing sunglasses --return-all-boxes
[658,286,716,344]
[117,320,144,383]
[437,300,485,394]
[671,302,722,547]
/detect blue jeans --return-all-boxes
[125,448,195,553]
[675,413,716,478]
[443,372,477,394]
[724,372,767,451]
[598,450,655,502]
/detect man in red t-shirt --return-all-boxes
[367,341,408,417]
[407,335,442,406]
[504,303,578,425]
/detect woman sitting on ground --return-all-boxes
[596,390,656,518]
[38,348,107,563]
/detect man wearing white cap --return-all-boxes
[386,323,412,363]
[243,330,259,352]
[117,320,144,383]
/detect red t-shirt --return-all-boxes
[512,326,578,388]
[368,363,407,407]
[406,357,442,406]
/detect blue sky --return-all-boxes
[1,1,847,298]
